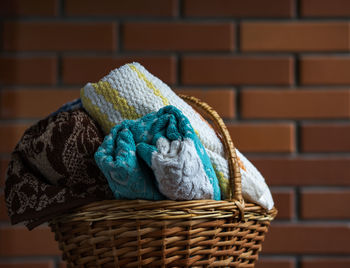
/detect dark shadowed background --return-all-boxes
[0,0,349,268]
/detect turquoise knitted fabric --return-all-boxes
[95,105,220,201]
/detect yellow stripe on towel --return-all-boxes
[80,88,115,133]
[128,64,170,106]
[92,81,141,120]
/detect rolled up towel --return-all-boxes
[81,62,274,210]
[5,109,113,229]
[95,105,220,201]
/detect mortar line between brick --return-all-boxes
[4,17,350,22]
[4,119,349,128]
[259,255,298,259]
[296,255,302,268]
[293,186,299,224]
[58,0,64,17]
[53,255,61,268]
[118,22,123,52]
[347,22,350,53]
[247,151,350,158]
[56,53,62,87]
[294,121,300,154]
[0,156,10,163]
[3,84,350,90]
[300,186,350,191]
[295,186,301,222]
[270,186,297,191]
[235,86,242,120]
[175,53,181,87]
[261,254,350,258]
[178,0,183,18]
[0,256,62,263]
[235,19,241,52]
[295,0,300,19]
[3,51,350,57]
[294,54,300,87]
[272,220,350,225]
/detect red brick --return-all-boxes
[301,190,350,219]
[0,89,80,119]
[241,22,350,52]
[0,227,60,256]
[0,159,9,187]
[65,0,177,17]
[263,224,350,254]
[175,88,235,119]
[184,0,293,17]
[62,56,176,85]
[0,194,9,221]
[301,258,350,268]
[182,56,293,86]
[0,261,54,268]
[0,124,31,153]
[272,190,294,220]
[252,158,350,186]
[301,0,350,17]
[241,89,350,119]
[301,57,350,85]
[0,57,57,85]
[0,0,57,16]
[124,23,234,51]
[256,258,295,268]
[4,22,117,52]
[227,123,295,153]
[301,123,350,152]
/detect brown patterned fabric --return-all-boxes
[5,109,113,230]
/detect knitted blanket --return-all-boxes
[5,109,113,230]
[81,62,274,210]
[95,105,220,201]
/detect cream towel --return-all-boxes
[81,62,274,210]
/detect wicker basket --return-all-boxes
[49,95,277,267]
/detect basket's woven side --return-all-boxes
[50,216,272,267]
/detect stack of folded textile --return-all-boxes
[5,62,274,230]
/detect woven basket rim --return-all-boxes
[51,199,278,224]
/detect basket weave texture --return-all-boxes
[50,95,277,267]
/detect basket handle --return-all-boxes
[179,95,244,205]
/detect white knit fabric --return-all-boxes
[152,138,213,200]
[236,150,274,210]
[81,62,274,210]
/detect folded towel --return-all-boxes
[81,62,274,209]
[95,105,220,201]
[5,109,113,229]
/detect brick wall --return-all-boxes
[1,0,350,267]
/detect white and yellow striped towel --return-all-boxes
[81,62,274,210]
